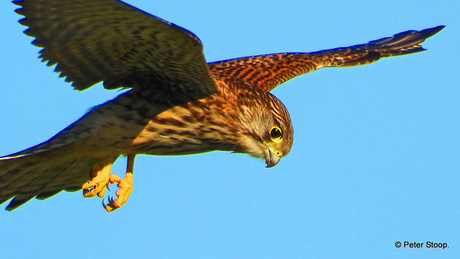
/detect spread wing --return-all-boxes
[14,0,216,97]
[208,26,444,92]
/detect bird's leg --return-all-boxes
[82,157,113,198]
[103,154,135,212]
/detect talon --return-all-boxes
[102,174,133,212]
[82,158,113,198]
[101,154,136,213]
[102,196,117,212]
[102,196,118,212]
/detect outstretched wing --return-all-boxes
[208,26,444,92]
[14,0,216,97]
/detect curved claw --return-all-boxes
[83,159,113,198]
[102,197,118,212]
[100,155,135,212]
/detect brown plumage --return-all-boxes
[0,0,443,211]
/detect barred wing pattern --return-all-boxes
[208,26,444,92]
[1,0,443,211]
[14,0,216,97]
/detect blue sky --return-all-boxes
[1,0,458,258]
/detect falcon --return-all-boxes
[0,0,443,212]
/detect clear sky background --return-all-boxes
[0,1,458,258]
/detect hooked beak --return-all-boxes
[265,146,282,168]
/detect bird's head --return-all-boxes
[236,89,293,167]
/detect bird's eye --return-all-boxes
[270,126,283,140]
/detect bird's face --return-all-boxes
[237,92,293,167]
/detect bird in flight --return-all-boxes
[0,0,443,212]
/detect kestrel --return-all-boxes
[0,0,443,212]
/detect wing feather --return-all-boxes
[209,26,444,92]
[14,0,216,98]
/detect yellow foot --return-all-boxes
[82,160,112,198]
[103,154,135,212]
[103,173,133,212]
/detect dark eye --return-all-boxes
[270,126,283,140]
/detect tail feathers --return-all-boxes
[0,150,118,211]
